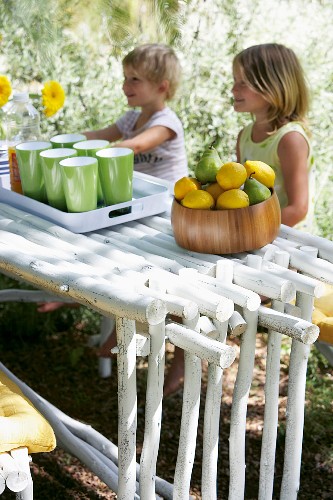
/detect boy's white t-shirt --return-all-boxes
[116,107,188,182]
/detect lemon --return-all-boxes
[174,176,201,201]
[216,189,249,209]
[205,182,224,201]
[181,190,215,209]
[244,160,275,188]
[216,162,247,190]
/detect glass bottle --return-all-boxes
[5,92,41,193]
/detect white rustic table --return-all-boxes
[0,186,332,499]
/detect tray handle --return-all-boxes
[107,202,144,219]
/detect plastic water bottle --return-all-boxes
[5,92,41,193]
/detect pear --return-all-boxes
[243,174,271,205]
[194,145,222,184]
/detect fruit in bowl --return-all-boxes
[194,145,222,184]
[171,152,281,254]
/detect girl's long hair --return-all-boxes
[233,43,310,133]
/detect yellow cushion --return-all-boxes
[0,371,56,454]
[312,284,333,345]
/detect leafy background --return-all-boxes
[0,2,332,497]
[1,0,333,238]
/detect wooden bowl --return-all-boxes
[171,190,281,254]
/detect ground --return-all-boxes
[0,308,332,499]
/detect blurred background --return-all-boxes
[1,0,332,238]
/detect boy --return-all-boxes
[85,43,188,182]
[38,44,187,396]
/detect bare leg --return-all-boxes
[163,346,184,397]
[37,302,80,313]
[96,327,117,358]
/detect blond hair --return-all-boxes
[233,43,310,131]
[122,43,181,100]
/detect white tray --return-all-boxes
[0,171,171,233]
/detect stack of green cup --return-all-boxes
[73,140,110,205]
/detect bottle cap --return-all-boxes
[12,92,29,103]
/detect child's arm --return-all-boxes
[115,125,175,154]
[278,131,309,227]
[84,124,123,142]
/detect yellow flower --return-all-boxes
[41,80,65,117]
[0,75,12,107]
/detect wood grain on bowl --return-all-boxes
[171,190,281,254]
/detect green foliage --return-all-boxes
[0,275,101,347]
[302,348,333,469]
[1,0,333,236]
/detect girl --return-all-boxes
[232,43,312,228]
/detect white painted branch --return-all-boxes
[137,229,220,266]
[0,204,153,271]
[259,249,289,499]
[0,363,117,464]
[0,221,131,273]
[258,305,319,344]
[228,310,247,337]
[111,220,220,269]
[98,316,114,378]
[89,231,183,274]
[198,315,217,336]
[258,301,283,500]
[299,245,318,258]
[229,260,296,302]
[0,213,168,284]
[0,364,175,500]
[280,291,313,500]
[202,319,228,500]
[273,239,333,284]
[215,259,234,283]
[116,317,138,500]
[71,435,119,479]
[148,269,234,322]
[140,215,174,236]
[0,472,5,495]
[10,448,32,499]
[99,227,213,274]
[180,267,261,311]
[0,245,168,324]
[0,452,18,479]
[274,249,291,269]
[250,243,280,261]
[165,322,236,368]
[0,381,120,495]
[279,223,333,263]
[139,321,165,499]
[108,269,199,321]
[229,309,258,500]
[55,431,121,495]
[246,253,263,269]
[173,315,201,500]
[0,452,29,493]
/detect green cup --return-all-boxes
[16,141,52,202]
[40,148,77,211]
[73,140,110,204]
[50,133,87,149]
[59,156,98,213]
[96,147,134,206]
